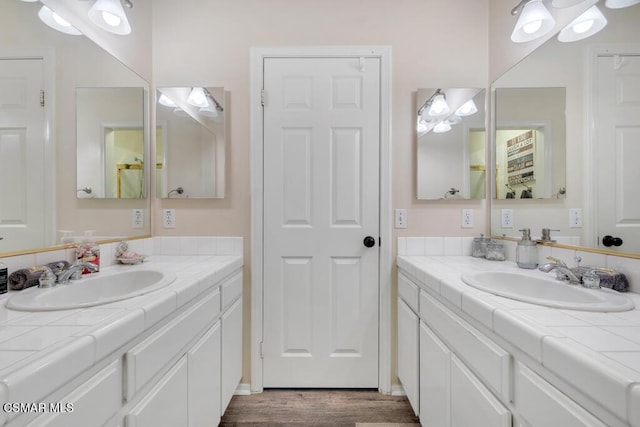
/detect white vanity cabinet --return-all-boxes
[398,265,612,427]
[12,266,243,427]
[399,272,511,426]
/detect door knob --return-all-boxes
[363,236,376,248]
[602,235,623,247]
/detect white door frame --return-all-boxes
[250,46,392,394]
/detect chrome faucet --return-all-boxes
[538,257,581,284]
[56,261,99,284]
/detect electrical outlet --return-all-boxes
[569,208,583,228]
[462,208,473,228]
[163,209,176,228]
[132,209,144,229]
[501,209,514,228]
[395,209,407,229]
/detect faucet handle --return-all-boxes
[582,269,601,289]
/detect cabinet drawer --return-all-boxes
[515,362,607,427]
[420,290,511,400]
[124,288,220,400]
[221,271,242,311]
[27,360,121,427]
[398,272,419,313]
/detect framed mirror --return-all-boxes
[490,3,640,254]
[494,87,566,199]
[76,87,146,199]
[416,88,486,200]
[0,1,150,255]
[156,87,226,199]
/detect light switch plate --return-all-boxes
[395,209,407,229]
[569,208,583,228]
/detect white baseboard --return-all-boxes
[391,384,406,396]
[234,383,252,395]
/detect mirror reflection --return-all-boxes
[0,0,150,255]
[490,3,640,254]
[76,87,146,199]
[494,87,566,199]
[416,88,486,200]
[156,87,226,199]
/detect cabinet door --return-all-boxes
[451,355,511,427]
[188,321,222,427]
[26,360,121,427]
[515,362,607,427]
[221,297,243,413]
[420,321,451,427]
[125,356,188,427]
[397,298,419,415]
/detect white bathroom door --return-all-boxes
[0,58,47,251]
[262,57,381,388]
[595,54,640,253]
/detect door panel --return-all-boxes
[596,55,640,252]
[263,57,380,388]
[0,58,46,251]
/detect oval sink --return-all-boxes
[461,271,634,312]
[5,269,177,311]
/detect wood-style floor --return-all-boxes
[219,389,420,426]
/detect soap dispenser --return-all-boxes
[516,228,538,269]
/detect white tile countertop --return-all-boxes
[398,255,640,427]
[0,255,243,418]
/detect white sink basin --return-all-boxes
[5,269,177,311]
[461,271,634,312]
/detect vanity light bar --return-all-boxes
[417,88,447,117]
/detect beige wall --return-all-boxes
[152,0,489,385]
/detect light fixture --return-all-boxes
[454,99,478,117]
[433,121,452,133]
[511,0,556,43]
[551,0,585,7]
[417,117,427,133]
[187,87,209,108]
[158,93,177,107]
[428,93,450,117]
[38,5,83,35]
[199,104,219,118]
[88,0,132,35]
[605,0,640,8]
[558,5,607,42]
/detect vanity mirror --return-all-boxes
[490,3,640,255]
[416,88,486,200]
[76,87,146,199]
[0,1,150,255]
[156,87,226,199]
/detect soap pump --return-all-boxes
[516,228,538,269]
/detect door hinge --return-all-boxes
[260,89,266,107]
[260,341,264,358]
[40,90,45,107]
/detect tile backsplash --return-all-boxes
[398,237,640,294]
[0,237,243,282]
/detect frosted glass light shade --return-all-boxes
[187,87,209,108]
[416,117,427,133]
[552,0,585,7]
[199,104,219,118]
[158,93,176,107]
[38,6,82,35]
[605,0,640,8]
[455,99,478,116]
[511,0,556,43]
[558,5,607,42]
[433,121,452,133]
[427,94,450,117]
[88,0,132,35]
